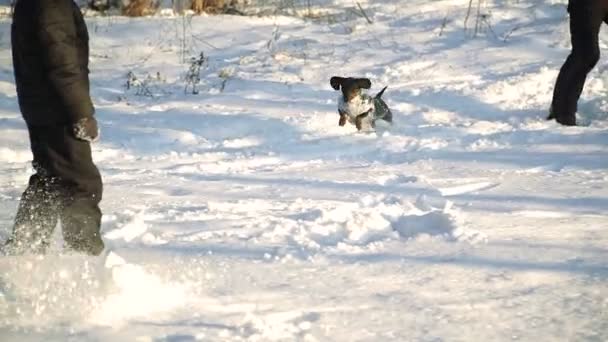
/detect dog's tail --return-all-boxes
[375,86,388,99]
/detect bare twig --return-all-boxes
[307,0,312,18]
[192,35,219,50]
[439,16,449,37]
[464,0,474,32]
[126,71,155,97]
[356,2,372,24]
[220,78,228,92]
[266,25,280,52]
[482,15,498,40]
[184,52,207,95]
[180,14,188,63]
[474,0,483,36]
[502,24,522,43]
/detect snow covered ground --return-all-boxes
[0,0,607,340]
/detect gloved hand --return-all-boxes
[72,117,100,142]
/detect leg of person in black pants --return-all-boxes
[6,124,104,256]
[550,0,608,125]
[10,173,61,254]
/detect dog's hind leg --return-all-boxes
[384,109,393,124]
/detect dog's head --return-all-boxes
[330,76,371,102]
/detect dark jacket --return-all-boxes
[11,0,94,125]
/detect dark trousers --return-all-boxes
[8,124,104,255]
[550,0,608,125]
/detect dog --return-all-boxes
[330,76,392,131]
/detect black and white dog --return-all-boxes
[330,76,392,131]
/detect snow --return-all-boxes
[0,0,607,340]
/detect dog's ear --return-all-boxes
[356,78,371,89]
[330,77,344,91]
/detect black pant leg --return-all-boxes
[6,127,61,254]
[45,125,104,256]
[9,174,61,254]
[550,0,605,125]
[60,165,104,257]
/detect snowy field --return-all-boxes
[0,0,607,340]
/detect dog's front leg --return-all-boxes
[338,110,347,126]
[355,110,371,131]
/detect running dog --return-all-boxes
[330,76,392,131]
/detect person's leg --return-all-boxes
[6,175,61,254]
[4,126,61,255]
[40,124,105,256]
[550,0,604,125]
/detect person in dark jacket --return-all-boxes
[4,0,104,255]
[550,0,608,126]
